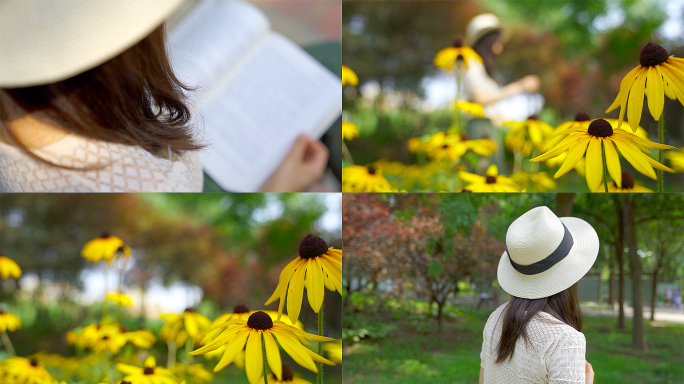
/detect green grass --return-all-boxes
[343,298,684,384]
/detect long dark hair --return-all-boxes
[473,31,501,78]
[495,283,582,363]
[0,24,202,166]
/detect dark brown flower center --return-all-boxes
[282,364,294,381]
[0,310,4,314]
[100,231,111,238]
[485,176,497,184]
[247,311,273,330]
[367,166,376,175]
[452,36,463,48]
[116,246,124,252]
[461,189,472,193]
[639,43,669,67]
[528,115,538,120]
[460,134,469,141]
[102,336,110,340]
[618,172,634,190]
[574,112,590,122]
[299,234,328,259]
[120,326,129,333]
[30,359,38,367]
[144,367,154,375]
[233,304,249,314]
[442,145,450,149]
[587,119,613,138]
[122,382,132,384]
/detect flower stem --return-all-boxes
[167,340,176,368]
[342,141,355,166]
[658,116,664,193]
[318,308,324,384]
[601,140,609,193]
[262,333,269,384]
[185,334,193,365]
[1,331,15,356]
[514,150,522,173]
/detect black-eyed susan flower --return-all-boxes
[170,363,215,384]
[342,65,358,87]
[0,255,21,280]
[0,310,21,333]
[423,132,496,162]
[265,235,342,325]
[122,328,156,349]
[504,115,554,156]
[190,311,335,383]
[203,305,304,346]
[66,323,121,350]
[342,165,396,192]
[458,164,521,192]
[322,340,342,364]
[597,172,653,193]
[607,42,684,130]
[531,118,674,192]
[257,364,312,384]
[92,332,128,354]
[105,292,133,308]
[81,232,131,263]
[117,356,178,384]
[511,171,557,192]
[434,37,483,70]
[453,101,485,119]
[160,308,211,347]
[342,122,360,141]
[666,147,684,172]
[0,357,55,384]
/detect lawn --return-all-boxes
[343,295,684,384]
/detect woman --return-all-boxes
[479,206,597,384]
[0,0,327,192]
[463,13,543,126]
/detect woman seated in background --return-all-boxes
[0,0,327,192]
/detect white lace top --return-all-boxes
[481,302,586,384]
[0,134,203,192]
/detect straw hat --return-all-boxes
[497,206,599,299]
[0,0,185,88]
[465,13,504,47]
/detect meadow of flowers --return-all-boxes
[342,40,684,193]
[0,233,342,384]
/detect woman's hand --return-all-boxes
[259,134,329,192]
[585,360,594,384]
[519,74,540,93]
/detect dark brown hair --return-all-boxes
[495,283,582,363]
[473,31,501,78]
[0,24,202,164]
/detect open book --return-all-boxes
[167,0,341,192]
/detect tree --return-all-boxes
[623,195,647,351]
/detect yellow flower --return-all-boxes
[408,137,423,153]
[458,164,521,192]
[342,122,360,141]
[607,42,684,130]
[117,356,178,384]
[170,363,214,384]
[0,357,55,384]
[531,118,674,191]
[105,292,134,308]
[190,311,335,383]
[342,165,396,192]
[203,305,304,345]
[91,332,128,354]
[265,234,342,325]
[511,171,557,192]
[81,232,131,263]
[504,116,554,155]
[423,132,496,161]
[342,65,358,87]
[666,147,684,172]
[257,364,312,384]
[0,310,22,333]
[322,340,342,364]
[67,323,121,350]
[434,38,483,70]
[0,255,22,280]
[596,172,653,193]
[453,101,485,119]
[123,328,156,349]
[160,308,211,347]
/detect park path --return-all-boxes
[583,305,684,325]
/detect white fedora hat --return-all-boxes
[0,0,185,88]
[497,206,599,300]
[465,13,504,47]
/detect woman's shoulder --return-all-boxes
[532,312,586,349]
[484,301,510,329]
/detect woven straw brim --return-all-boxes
[497,217,599,299]
[0,0,184,88]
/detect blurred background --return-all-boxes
[343,193,684,384]
[0,193,342,383]
[342,0,684,191]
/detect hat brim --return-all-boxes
[0,0,185,88]
[497,216,599,299]
[465,26,504,47]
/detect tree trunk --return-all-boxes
[615,196,626,329]
[608,259,615,308]
[650,268,659,321]
[436,299,444,332]
[623,195,647,350]
[554,193,576,217]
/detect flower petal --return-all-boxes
[584,139,603,192]
[646,65,664,121]
[627,69,648,132]
[262,331,283,380]
[555,137,590,178]
[245,330,264,384]
[604,140,622,188]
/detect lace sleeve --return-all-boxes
[546,330,586,384]
[480,323,487,368]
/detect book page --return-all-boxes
[197,32,342,192]
[167,0,270,91]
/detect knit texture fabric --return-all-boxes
[481,302,586,384]
[0,134,203,192]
